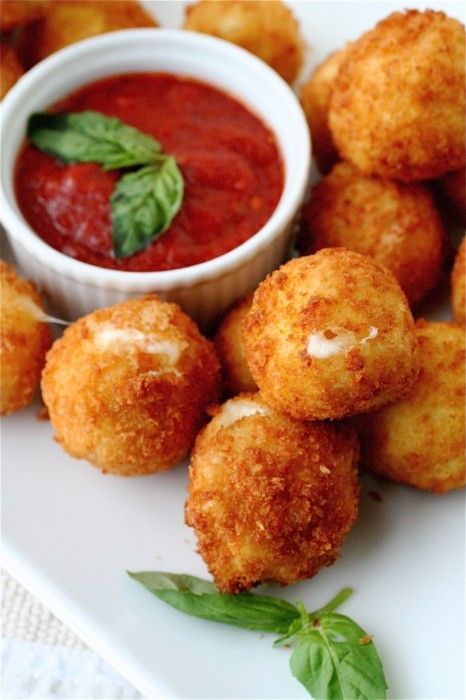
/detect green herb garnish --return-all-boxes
[128,571,388,699]
[27,111,184,258]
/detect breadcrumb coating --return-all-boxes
[215,294,257,395]
[1,260,52,415]
[0,0,48,32]
[41,296,220,476]
[184,0,304,84]
[451,238,465,325]
[355,321,465,494]
[186,394,359,592]
[243,249,419,420]
[299,47,348,174]
[298,162,446,306]
[18,0,158,67]
[0,43,24,99]
[329,10,466,181]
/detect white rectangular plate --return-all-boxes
[2,2,465,699]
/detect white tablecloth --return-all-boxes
[1,570,141,699]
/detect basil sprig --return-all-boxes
[27,111,184,258]
[128,571,388,699]
[111,159,183,259]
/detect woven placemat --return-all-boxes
[1,569,86,649]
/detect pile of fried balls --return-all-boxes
[1,5,465,595]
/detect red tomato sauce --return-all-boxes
[15,73,284,271]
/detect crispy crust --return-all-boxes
[354,321,465,494]
[0,43,24,99]
[298,162,446,306]
[186,393,359,592]
[0,0,48,32]
[18,0,158,66]
[299,47,348,174]
[243,249,419,420]
[184,0,304,84]
[439,169,466,225]
[0,260,52,415]
[451,238,466,325]
[41,296,220,476]
[214,294,257,396]
[329,10,466,181]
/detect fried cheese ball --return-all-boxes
[439,169,466,224]
[0,43,24,99]
[243,249,419,421]
[183,0,304,84]
[41,296,220,476]
[186,394,359,592]
[215,294,256,395]
[0,0,48,32]
[329,10,466,181]
[0,261,52,415]
[355,321,465,494]
[298,162,446,306]
[451,238,465,325]
[299,47,348,174]
[18,0,158,67]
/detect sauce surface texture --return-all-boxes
[15,73,283,271]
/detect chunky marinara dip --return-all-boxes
[15,73,284,272]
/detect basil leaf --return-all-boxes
[290,613,388,700]
[27,111,161,170]
[128,571,300,633]
[128,571,217,595]
[111,159,183,258]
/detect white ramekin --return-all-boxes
[0,29,310,327]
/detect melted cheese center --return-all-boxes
[218,399,270,428]
[306,326,378,359]
[93,326,186,365]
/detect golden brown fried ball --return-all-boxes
[438,169,466,224]
[18,0,158,67]
[0,43,24,98]
[183,0,303,84]
[0,0,48,32]
[298,162,446,306]
[185,393,359,593]
[41,296,220,476]
[299,47,348,174]
[329,10,466,181]
[451,238,465,325]
[215,294,256,395]
[1,260,52,415]
[355,321,465,494]
[243,249,419,421]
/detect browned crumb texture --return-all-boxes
[41,295,220,476]
[451,238,466,325]
[299,47,349,174]
[186,394,359,592]
[214,294,257,396]
[298,162,446,306]
[183,0,304,84]
[243,249,419,421]
[0,260,52,415]
[0,43,24,98]
[17,0,158,67]
[329,10,466,181]
[355,321,465,494]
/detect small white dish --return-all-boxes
[0,29,310,326]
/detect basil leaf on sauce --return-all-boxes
[111,159,184,258]
[27,111,162,170]
[28,110,185,257]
